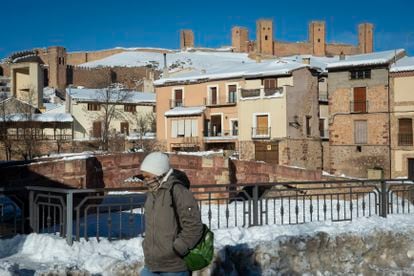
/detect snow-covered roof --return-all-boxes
[282,55,339,73]
[0,113,73,122]
[80,49,254,72]
[67,88,155,104]
[44,103,65,113]
[327,49,406,70]
[390,56,414,73]
[155,59,307,86]
[164,106,206,117]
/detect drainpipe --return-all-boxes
[163,53,169,78]
[387,68,392,178]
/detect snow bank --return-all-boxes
[1,214,414,275]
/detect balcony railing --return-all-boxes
[251,127,271,138]
[241,89,261,98]
[398,133,413,146]
[169,99,183,108]
[204,129,238,138]
[350,101,369,113]
[264,87,283,97]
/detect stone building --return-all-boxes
[327,49,406,178]
[231,19,374,57]
[389,56,414,178]
[154,59,324,170]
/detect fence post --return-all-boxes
[380,180,388,218]
[252,185,259,226]
[29,190,35,231]
[66,192,73,246]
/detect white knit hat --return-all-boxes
[140,152,171,176]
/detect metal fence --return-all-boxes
[0,179,413,245]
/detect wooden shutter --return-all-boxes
[257,115,268,135]
[191,120,198,137]
[92,121,102,138]
[264,79,277,89]
[354,120,367,144]
[185,120,192,137]
[210,87,217,105]
[171,120,178,138]
[399,118,413,146]
[353,87,367,112]
[178,120,185,136]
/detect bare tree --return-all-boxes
[0,100,13,160]
[92,85,132,151]
[133,111,156,150]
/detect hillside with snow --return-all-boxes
[79,49,255,73]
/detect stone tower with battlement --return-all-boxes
[256,19,274,55]
[47,46,67,94]
[358,23,374,54]
[180,30,194,49]
[309,21,326,56]
[232,26,249,52]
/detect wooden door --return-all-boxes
[92,121,102,138]
[210,87,217,105]
[211,115,221,136]
[120,122,129,135]
[255,142,279,164]
[408,159,414,180]
[353,87,367,112]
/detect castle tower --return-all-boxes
[232,26,249,53]
[309,21,326,56]
[358,23,374,53]
[180,30,194,50]
[256,19,274,55]
[47,46,67,94]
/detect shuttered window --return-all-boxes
[354,120,367,144]
[398,118,413,146]
[171,119,198,138]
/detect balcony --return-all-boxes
[203,98,236,107]
[169,99,184,109]
[350,101,369,113]
[251,127,271,139]
[204,129,238,141]
[264,87,283,97]
[398,133,413,146]
[241,88,261,98]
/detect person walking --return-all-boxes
[140,152,203,276]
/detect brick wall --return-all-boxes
[0,153,328,190]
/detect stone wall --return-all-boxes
[0,152,326,190]
[211,229,414,275]
[279,139,323,170]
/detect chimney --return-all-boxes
[302,57,311,65]
[339,51,345,61]
[163,53,169,77]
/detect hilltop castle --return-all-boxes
[181,19,373,57]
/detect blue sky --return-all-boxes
[1,0,414,58]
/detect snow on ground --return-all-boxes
[1,214,414,275]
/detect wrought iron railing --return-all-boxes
[169,99,183,108]
[241,89,260,98]
[251,127,271,138]
[350,100,369,113]
[1,180,413,245]
[398,133,413,146]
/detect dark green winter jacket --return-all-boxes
[143,169,203,272]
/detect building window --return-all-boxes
[264,78,278,96]
[265,35,268,41]
[305,116,312,137]
[317,38,321,43]
[350,69,371,80]
[354,120,367,144]
[124,104,136,113]
[352,87,367,113]
[319,118,327,138]
[171,119,198,138]
[120,122,129,135]
[208,86,218,105]
[253,114,269,137]
[398,118,413,146]
[87,103,100,111]
[231,120,238,136]
[152,105,156,113]
[171,89,183,108]
[228,85,237,103]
